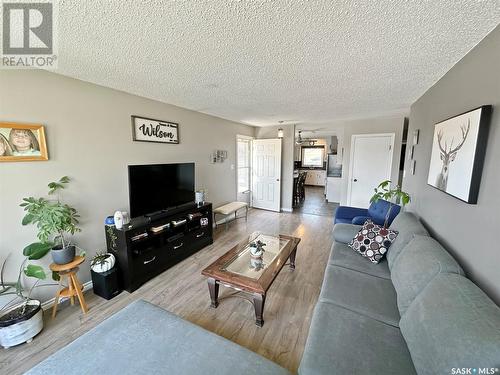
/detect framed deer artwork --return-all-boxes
[427,105,492,204]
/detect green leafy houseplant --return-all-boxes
[370,180,411,228]
[20,176,81,264]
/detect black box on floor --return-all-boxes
[91,268,121,300]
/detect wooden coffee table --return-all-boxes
[201,232,300,327]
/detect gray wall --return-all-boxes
[254,125,295,211]
[403,25,500,304]
[0,70,254,303]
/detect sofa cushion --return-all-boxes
[319,265,400,327]
[400,274,500,375]
[329,241,391,280]
[332,223,362,244]
[391,235,464,315]
[387,212,428,269]
[348,220,398,263]
[299,302,416,375]
[367,199,401,226]
[27,300,290,375]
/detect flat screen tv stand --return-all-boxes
[105,203,213,292]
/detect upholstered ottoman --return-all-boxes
[27,300,289,375]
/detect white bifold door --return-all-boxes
[252,139,282,212]
[348,133,395,208]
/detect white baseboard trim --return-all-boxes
[41,280,93,310]
[281,207,293,213]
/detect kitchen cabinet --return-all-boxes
[303,170,326,186]
[326,177,342,203]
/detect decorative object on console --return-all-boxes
[427,105,492,204]
[211,150,228,163]
[113,211,130,229]
[195,189,207,205]
[104,216,115,226]
[0,122,48,162]
[370,180,411,228]
[348,220,399,264]
[20,176,82,265]
[131,115,179,144]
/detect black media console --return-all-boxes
[105,203,213,292]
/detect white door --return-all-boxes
[348,134,395,208]
[252,139,282,212]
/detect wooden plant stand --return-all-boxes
[50,256,89,318]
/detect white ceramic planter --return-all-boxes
[90,253,116,273]
[0,300,43,349]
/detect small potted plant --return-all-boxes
[90,251,116,274]
[370,180,411,228]
[249,240,266,259]
[20,176,81,264]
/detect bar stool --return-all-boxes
[50,255,89,318]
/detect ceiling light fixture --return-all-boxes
[278,121,284,138]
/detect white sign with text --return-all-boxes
[132,116,179,144]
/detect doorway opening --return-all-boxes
[292,137,339,217]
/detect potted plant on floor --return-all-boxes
[0,242,55,348]
[370,180,411,228]
[20,176,81,265]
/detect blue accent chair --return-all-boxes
[334,199,401,226]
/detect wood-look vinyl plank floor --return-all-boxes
[0,209,333,374]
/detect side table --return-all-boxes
[49,255,89,318]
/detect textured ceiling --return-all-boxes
[54,1,500,126]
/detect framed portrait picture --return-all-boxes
[0,122,48,162]
[427,106,491,204]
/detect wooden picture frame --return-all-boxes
[427,105,492,204]
[0,122,48,162]
[131,115,179,144]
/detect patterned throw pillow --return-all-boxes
[348,220,399,264]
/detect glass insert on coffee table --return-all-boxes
[201,232,301,327]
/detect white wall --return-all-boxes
[0,70,254,303]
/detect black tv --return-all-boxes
[128,163,195,218]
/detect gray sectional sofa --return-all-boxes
[299,212,500,374]
[28,213,500,374]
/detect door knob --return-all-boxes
[353,179,358,182]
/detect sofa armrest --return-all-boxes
[333,223,362,244]
[334,206,369,223]
[352,215,371,225]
